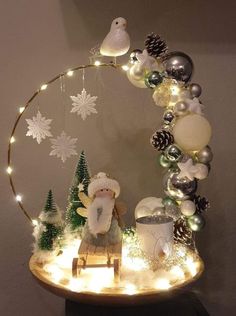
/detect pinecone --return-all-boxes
[150,130,174,151]
[145,33,168,58]
[192,195,210,214]
[174,217,195,249]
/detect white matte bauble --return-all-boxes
[173,114,212,152]
[135,197,164,219]
[194,163,208,180]
[180,200,196,217]
[127,66,147,88]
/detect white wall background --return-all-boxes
[0,1,236,315]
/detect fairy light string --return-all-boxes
[7,62,126,224]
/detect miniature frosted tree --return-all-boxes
[34,190,63,252]
[65,151,90,231]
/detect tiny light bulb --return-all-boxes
[19,107,25,113]
[171,85,180,96]
[32,219,38,226]
[155,278,171,290]
[16,195,22,202]
[67,70,74,76]
[40,84,48,91]
[124,283,136,295]
[121,64,129,71]
[6,166,13,174]
[94,60,101,66]
[10,136,15,144]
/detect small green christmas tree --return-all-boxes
[65,151,90,231]
[34,190,63,252]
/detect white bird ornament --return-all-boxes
[100,17,130,57]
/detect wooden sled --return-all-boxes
[72,240,122,282]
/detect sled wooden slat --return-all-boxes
[72,240,122,281]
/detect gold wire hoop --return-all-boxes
[7,62,122,224]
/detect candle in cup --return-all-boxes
[136,215,173,259]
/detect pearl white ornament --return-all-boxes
[194,163,208,180]
[135,197,164,219]
[129,63,145,80]
[180,200,196,216]
[127,65,147,88]
[173,114,212,152]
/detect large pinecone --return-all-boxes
[145,33,168,58]
[174,217,195,249]
[150,130,174,151]
[192,195,210,214]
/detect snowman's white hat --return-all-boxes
[88,172,120,198]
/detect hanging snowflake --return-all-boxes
[49,131,78,163]
[26,111,52,144]
[70,88,98,120]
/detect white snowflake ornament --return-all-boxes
[50,131,78,163]
[26,111,52,144]
[70,88,98,120]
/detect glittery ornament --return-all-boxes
[152,78,190,107]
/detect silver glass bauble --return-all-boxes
[165,144,182,162]
[163,111,175,125]
[129,49,142,64]
[189,83,202,98]
[187,214,205,231]
[174,101,189,116]
[163,51,194,83]
[145,71,163,89]
[196,145,213,164]
[163,170,198,201]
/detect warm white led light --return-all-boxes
[10,136,15,144]
[19,107,25,113]
[121,64,129,71]
[155,278,171,290]
[40,84,48,91]
[94,60,101,66]
[16,195,22,202]
[6,166,13,174]
[32,219,38,226]
[171,85,180,96]
[124,283,137,295]
[67,70,74,76]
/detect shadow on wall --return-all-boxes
[59,0,236,52]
